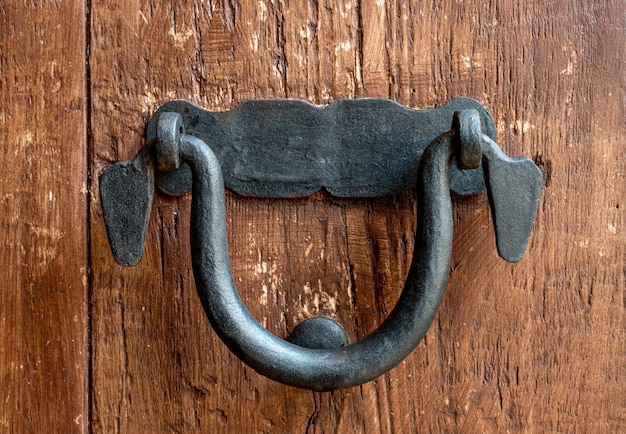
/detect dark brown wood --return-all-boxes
[90,0,625,433]
[0,1,88,432]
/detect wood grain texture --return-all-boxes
[90,0,625,432]
[0,1,88,432]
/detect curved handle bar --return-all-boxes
[180,131,456,391]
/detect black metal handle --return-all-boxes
[100,100,541,391]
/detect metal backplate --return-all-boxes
[145,98,496,197]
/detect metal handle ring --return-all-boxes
[100,104,541,391]
[157,111,479,391]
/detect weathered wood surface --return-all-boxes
[0,1,88,432]
[91,0,625,433]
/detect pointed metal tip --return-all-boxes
[100,148,155,266]
[485,155,542,263]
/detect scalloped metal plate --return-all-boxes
[145,98,496,198]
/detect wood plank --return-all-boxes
[0,1,88,432]
[91,0,625,432]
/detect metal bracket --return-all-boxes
[145,98,496,198]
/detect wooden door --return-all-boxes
[1,0,624,432]
[0,2,88,432]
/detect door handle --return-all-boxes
[100,99,541,391]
